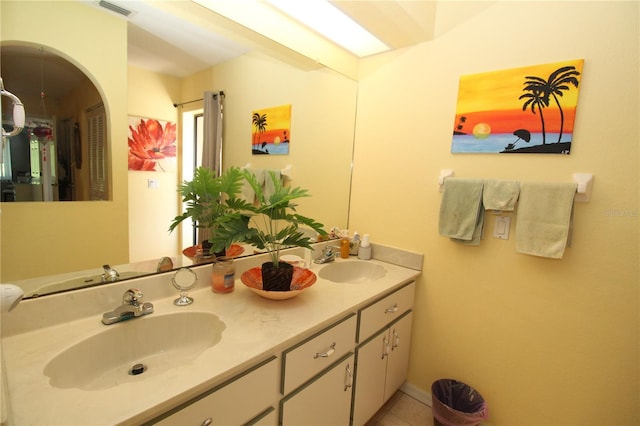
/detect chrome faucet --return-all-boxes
[314,246,339,264]
[102,264,120,282]
[101,288,154,325]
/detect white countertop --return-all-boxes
[1,244,422,425]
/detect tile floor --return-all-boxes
[366,391,434,426]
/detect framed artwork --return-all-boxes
[251,104,291,155]
[128,116,177,171]
[451,59,583,154]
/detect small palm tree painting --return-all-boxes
[251,104,291,155]
[451,59,583,154]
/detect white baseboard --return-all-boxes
[400,382,432,407]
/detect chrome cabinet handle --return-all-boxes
[382,335,390,359]
[344,362,353,391]
[392,329,400,350]
[385,304,399,314]
[201,418,212,426]
[314,342,336,359]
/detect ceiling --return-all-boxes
[1,1,439,104]
[105,0,439,79]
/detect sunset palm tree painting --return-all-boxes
[451,59,583,154]
[251,104,291,155]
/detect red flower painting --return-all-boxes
[128,117,177,171]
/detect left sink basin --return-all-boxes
[44,311,225,390]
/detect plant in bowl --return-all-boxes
[210,169,327,291]
[169,166,245,257]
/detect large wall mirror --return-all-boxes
[1,44,108,202]
[0,1,356,300]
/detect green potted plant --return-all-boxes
[169,166,244,257]
[210,169,327,291]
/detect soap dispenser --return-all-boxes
[358,234,371,260]
[350,231,360,256]
[340,229,350,259]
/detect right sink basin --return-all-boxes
[318,261,387,283]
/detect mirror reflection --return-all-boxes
[15,244,259,299]
[1,44,107,202]
[1,1,356,300]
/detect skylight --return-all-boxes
[266,0,389,57]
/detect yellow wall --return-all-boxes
[127,66,181,262]
[350,2,639,424]
[0,1,129,280]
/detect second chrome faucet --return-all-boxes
[102,264,120,282]
[314,246,339,264]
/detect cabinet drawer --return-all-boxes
[154,356,278,425]
[280,354,354,426]
[281,314,356,395]
[357,281,415,343]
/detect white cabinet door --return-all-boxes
[352,279,415,426]
[280,354,354,426]
[155,357,278,426]
[352,330,388,426]
[384,311,413,402]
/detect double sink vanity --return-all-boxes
[1,242,422,425]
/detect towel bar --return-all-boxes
[281,164,293,179]
[438,170,593,202]
[242,163,293,180]
[438,169,454,192]
[573,173,593,202]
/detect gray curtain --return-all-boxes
[202,91,223,176]
[199,91,224,245]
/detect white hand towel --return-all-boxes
[483,179,520,211]
[439,178,485,244]
[253,169,265,186]
[263,170,281,200]
[240,171,256,203]
[515,182,576,259]
[240,169,265,203]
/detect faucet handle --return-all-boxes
[123,288,143,306]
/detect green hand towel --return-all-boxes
[515,182,576,259]
[483,179,520,211]
[439,178,485,243]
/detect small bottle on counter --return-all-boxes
[211,258,235,293]
[350,231,360,256]
[358,234,372,260]
[340,229,350,259]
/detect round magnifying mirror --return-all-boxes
[171,267,197,306]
